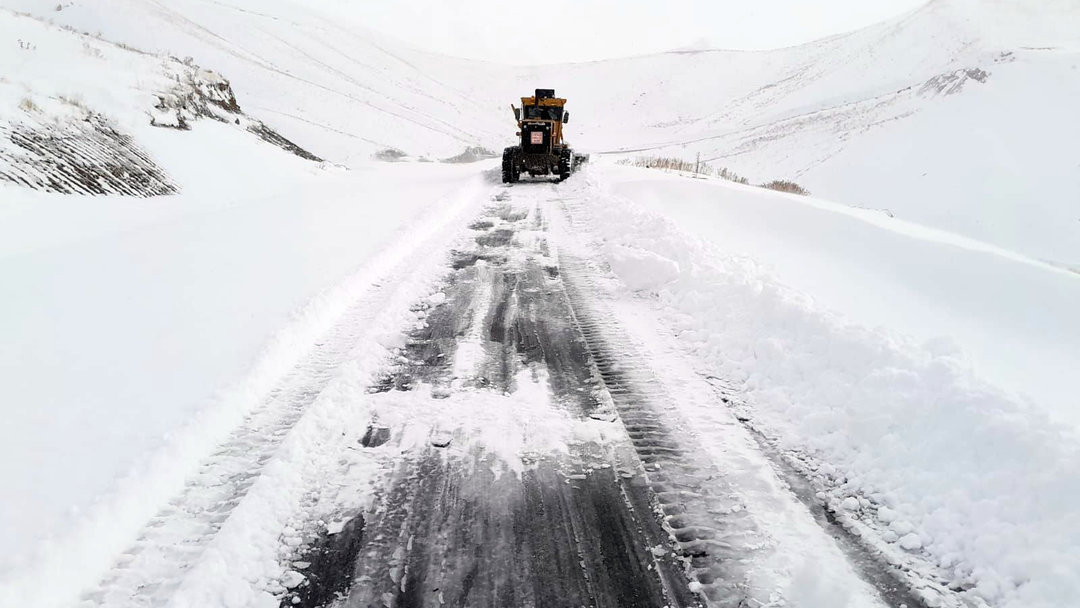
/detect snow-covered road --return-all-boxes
[34,174,958,608]
[4,164,1076,608]
[3,1,1079,605]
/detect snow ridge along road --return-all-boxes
[5,173,492,608]
[65,172,959,608]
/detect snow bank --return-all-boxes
[605,244,681,292]
[572,165,1080,608]
[601,164,1080,429]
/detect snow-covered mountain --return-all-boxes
[524,0,1080,267]
[5,0,1079,264]
[1,0,506,165]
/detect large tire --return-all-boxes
[502,146,519,184]
[557,147,572,182]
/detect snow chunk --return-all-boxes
[605,244,680,292]
[876,506,899,523]
[899,533,923,551]
[281,571,305,589]
[889,520,915,535]
[589,410,618,423]
[840,497,861,511]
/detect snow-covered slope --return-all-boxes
[3,0,507,162]
[9,0,1079,268]
[513,0,1080,266]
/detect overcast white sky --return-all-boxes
[317,0,930,64]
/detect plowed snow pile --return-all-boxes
[567,166,1080,608]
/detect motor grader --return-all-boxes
[502,88,586,183]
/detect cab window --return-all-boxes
[525,106,562,121]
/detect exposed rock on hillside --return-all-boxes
[151,61,321,162]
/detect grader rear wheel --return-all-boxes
[502,146,520,184]
[558,147,573,182]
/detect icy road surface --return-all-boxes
[61,177,955,608]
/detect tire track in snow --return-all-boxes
[549,181,939,608]
[286,193,701,608]
[556,253,768,607]
[78,177,492,608]
[85,297,376,607]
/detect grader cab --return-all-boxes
[502,88,586,183]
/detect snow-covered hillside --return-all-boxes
[2,0,507,162]
[519,0,1080,267]
[9,0,1080,265]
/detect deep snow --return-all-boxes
[0,160,489,576]
[1,0,1079,607]
[597,165,1080,427]
[562,164,1080,608]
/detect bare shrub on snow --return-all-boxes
[760,180,809,195]
[717,167,749,184]
[621,156,810,195]
[619,155,698,173]
[618,155,749,184]
[374,148,407,162]
[58,94,88,111]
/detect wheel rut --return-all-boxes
[558,256,765,607]
[285,191,703,608]
[85,281,394,608]
[552,193,940,608]
[87,181,930,608]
